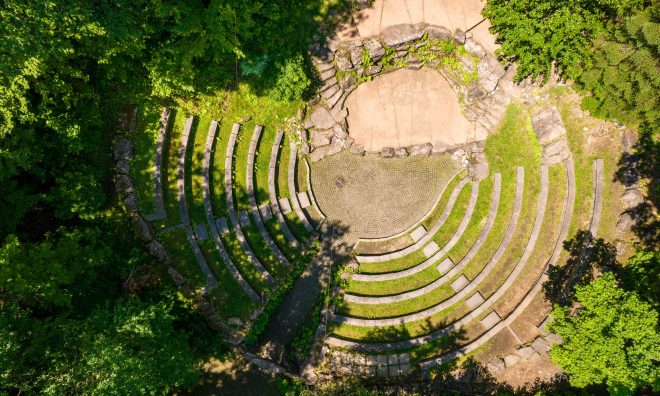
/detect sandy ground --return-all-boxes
[345,68,473,151]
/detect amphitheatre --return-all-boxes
[113,0,640,391]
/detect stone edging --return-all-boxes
[144,107,170,221]
[288,138,315,232]
[306,23,514,162]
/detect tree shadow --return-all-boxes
[543,230,617,306]
[614,125,659,250]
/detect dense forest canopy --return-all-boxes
[0,0,658,394]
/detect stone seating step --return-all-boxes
[268,130,300,249]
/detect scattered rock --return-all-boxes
[239,115,252,123]
[532,107,567,145]
[350,143,365,155]
[542,139,571,164]
[464,38,485,58]
[333,124,348,140]
[486,357,505,375]
[545,333,563,345]
[409,143,433,156]
[620,189,644,209]
[469,162,489,180]
[364,38,385,60]
[426,25,451,41]
[382,24,425,47]
[116,159,130,175]
[336,52,353,71]
[114,138,134,160]
[381,147,395,158]
[123,194,139,213]
[504,354,520,368]
[516,346,535,359]
[311,129,332,147]
[531,337,551,353]
[394,147,408,158]
[310,107,336,129]
[310,145,329,162]
[616,212,635,234]
[621,129,638,151]
[453,29,466,45]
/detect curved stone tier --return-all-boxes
[344,173,500,305]
[225,123,275,285]
[247,126,291,269]
[203,120,261,303]
[332,167,523,327]
[268,130,301,249]
[145,107,170,221]
[288,139,314,232]
[355,176,471,265]
[176,116,217,292]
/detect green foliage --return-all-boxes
[483,0,646,82]
[549,273,660,395]
[621,248,659,306]
[268,55,312,101]
[577,4,660,129]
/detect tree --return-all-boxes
[483,0,646,82]
[578,4,660,129]
[549,273,660,395]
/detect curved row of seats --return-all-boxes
[143,111,318,307]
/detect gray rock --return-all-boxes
[116,159,130,175]
[310,107,336,129]
[336,52,353,71]
[409,143,433,156]
[531,337,551,353]
[364,38,385,60]
[347,40,364,66]
[532,107,567,145]
[365,64,383,75]
[453,29,466,45]
[470,162,489,180]
[616,212,635,234]
[528,351,542,362]
[311,129,332,147]
[381,147,395,158]
[227,317,243,326]
[504,354,520,368]
[621,129,638,151]
[346,258,360,271]
[133,215,152,242]
[333,124,348,140]
[468,140,486,153]
[123,193,139,213]
[321,84,340,99]
[351,143,365,155]
[486,357,505,375]
[331,107,349,122]
[545,333,563,345]
[464,38,485,58]
[310,145,329,162]
[320,68,335,81]
[115,174,134,194]
[477,55,506,92]
[427,25,451,41]
[114,138,134,160]
[195,223,208,241]
[516,346,535,359]
[542,139,571,164]
[339,74,356,90]
[381,24,425,47]
[620,189,644,209]
[326,139,343,157]
[344,137,354,148]
[468,84,486,99]
[394,147,408,158]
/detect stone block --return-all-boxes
[336,52,353,71]
[616,212,635,234]
[466,292,485,309]
[422,240,440,257]
[215,217,229,235]
[621,129,638,151]
[427,25,451,41]
[542,139,570,164]
[410,225,427,242]
[279,197,292,214]
[394,147,409,158]
[350,143,365,155]
[480,311,501,329]
[381,147,395,158]
[311,129,332,147]
[195,223,208,241]
[504,354,520,368]
[238,210,251,228]
[410,143,432,156]
[464,38,485,58]
[470,162,489,180]
[532,107,567,145]
[114,138,134,160]
[364,38,385,60]
[545,333,563,345]
[388,354,399,365]
[620,189,644,209]
[382,24,425,47]
[310,107,336,130]
[436,257,454,274]
[487,357,505,375]
[451,274,469,292]
[531,337,551,353]
[453,29,466,45]
[259,203,272,221]
[297,191,311,208]
[516,346,535,359]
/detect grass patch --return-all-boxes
[129,102,163,215]
[157,227,206,288]
[220,233,271,294]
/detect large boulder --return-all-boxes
[621,129,638,151]
[477,55,506,92]
[410,143,432,156]
[532,107,567,145]
[620,189,644,209]
[310,129,332,147]
[346,40,364,66]
[542,139,571,164]
[116,159,130,175]
[381,147,395,158]
[427,25,451,41]
[310,145,329,162]
[486,357,505,375]
[326,139,344,157]
[350,143,365,155]
[115,174,134,194]
[336,52,353,71]
[113,138,134,160]
[132,215,152,242]
[381,24,424,47]
[616,212,635,234]
[394,147,408,158]
[310,107,336,129]
[123,193,139,213]
[364,38,385,60]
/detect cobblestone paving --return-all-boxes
[310,151,458,239]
